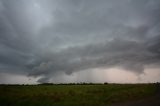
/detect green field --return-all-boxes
[0,84,159,106]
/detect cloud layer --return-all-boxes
[0,0,160,83]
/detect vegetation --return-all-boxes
[0,83,159,106]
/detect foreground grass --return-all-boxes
[0,84,159,106]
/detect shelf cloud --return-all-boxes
[0,0,160,83]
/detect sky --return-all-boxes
[0,0,160,84]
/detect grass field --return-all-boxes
[0,84,159,106]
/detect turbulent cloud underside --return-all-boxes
[0,0,160,83]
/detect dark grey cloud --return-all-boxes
[0,0,160,83]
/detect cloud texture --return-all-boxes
[0,0,160,83]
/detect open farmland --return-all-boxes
[0,84,159,106]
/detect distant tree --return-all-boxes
[39,83,54,85]
[104,82,108,85]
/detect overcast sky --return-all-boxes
[0,0,160,84]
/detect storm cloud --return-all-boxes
[0,0,160,83]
